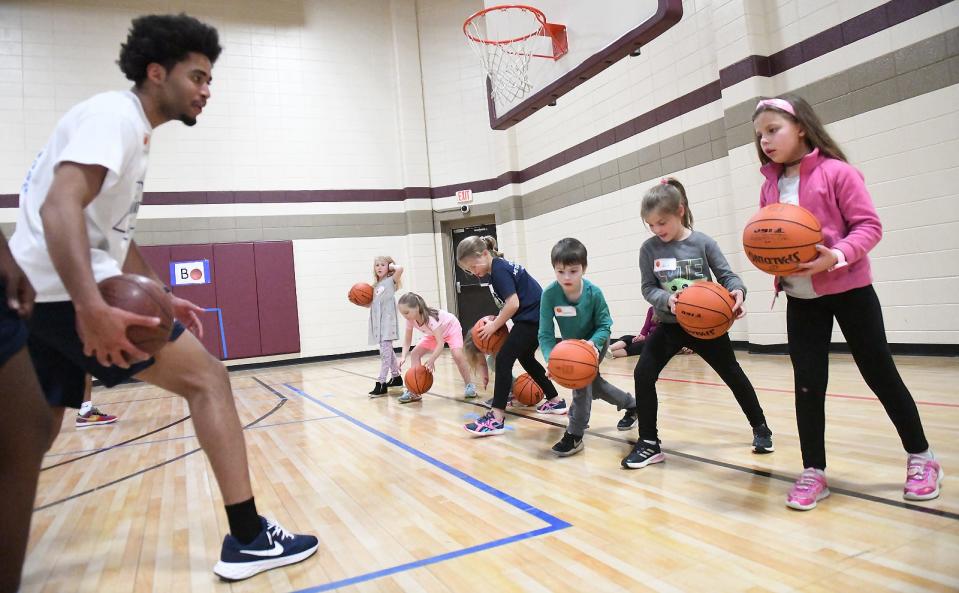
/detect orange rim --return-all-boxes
[463,4,547,46]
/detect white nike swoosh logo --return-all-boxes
[240,541,284,557]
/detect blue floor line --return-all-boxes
[283,383,571,592]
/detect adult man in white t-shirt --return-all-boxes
[10,14,317,582]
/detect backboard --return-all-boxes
[466,0,683,130]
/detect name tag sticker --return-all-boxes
[654,258,677,271]
[554,306,577,317]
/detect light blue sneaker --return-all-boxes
[464,383,478,399]
[398,390,422,404]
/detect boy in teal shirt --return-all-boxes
[539,238,637,457]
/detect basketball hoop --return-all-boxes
[463,4,568,104]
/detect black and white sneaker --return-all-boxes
[752,424,774,454]
[621,440,665,469]
[386,375,404,390]
[213,516,318,582]
[551,432,584,457]
[616,407,637,431]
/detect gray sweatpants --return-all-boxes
[566,343,635,437]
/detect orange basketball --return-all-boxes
[470,315,508,354]
[675,281,736,340]
[404,365,433,395]
[348,282,374,306]
[743,203,823,275]
[547,339,598,390]
[512,373,544,406]
[98,274,174,355]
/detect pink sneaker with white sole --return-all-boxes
[786,468,830,511]
[903,454,943,501]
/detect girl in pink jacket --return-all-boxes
[752,94,942,511]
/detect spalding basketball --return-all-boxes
[348,282,374,306]
[743,203,823,275]
[547,340,598,390]
[471,315,508,354]
[405,365,433,395]
[98,274,174,355]
[512,373,544,406]
[675,281,736,340]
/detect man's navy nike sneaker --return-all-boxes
[213,516,318,581]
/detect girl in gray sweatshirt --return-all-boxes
[622,178,773,470]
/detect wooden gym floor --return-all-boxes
[24,350,958,592]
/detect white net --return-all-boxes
[464,6,546,104]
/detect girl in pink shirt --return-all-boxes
[753,94,941,511]
[396,292,475,403]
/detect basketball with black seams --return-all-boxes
[98,274,174,355]
[675,281,736,340]
[348,282,374,306]
[743,203,823,275]
[512,373,544,406]
[405,365,433,395]
[547,339,598,389]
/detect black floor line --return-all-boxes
[41,416,192,471]
[34,375,287,511]
[333,366,958,521]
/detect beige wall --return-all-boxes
[1,0,956,363]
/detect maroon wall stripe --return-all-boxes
[718,0,949,88]
[0,0,944,209]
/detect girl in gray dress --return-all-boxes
[367,256,404,396]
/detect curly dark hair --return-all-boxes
[118,14,222,86]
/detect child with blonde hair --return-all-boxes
[456,236,564,436]
[366,256,404,397]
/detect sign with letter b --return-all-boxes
[170,259,211,286]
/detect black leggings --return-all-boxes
[613,335,645,357]
[633,323,767,442]
[786,285,928,470]
[493,320,557,409]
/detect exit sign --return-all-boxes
[455,189,473,204]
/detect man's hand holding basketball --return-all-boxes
[75,301,159,368]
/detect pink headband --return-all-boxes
[755,98,795,117]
